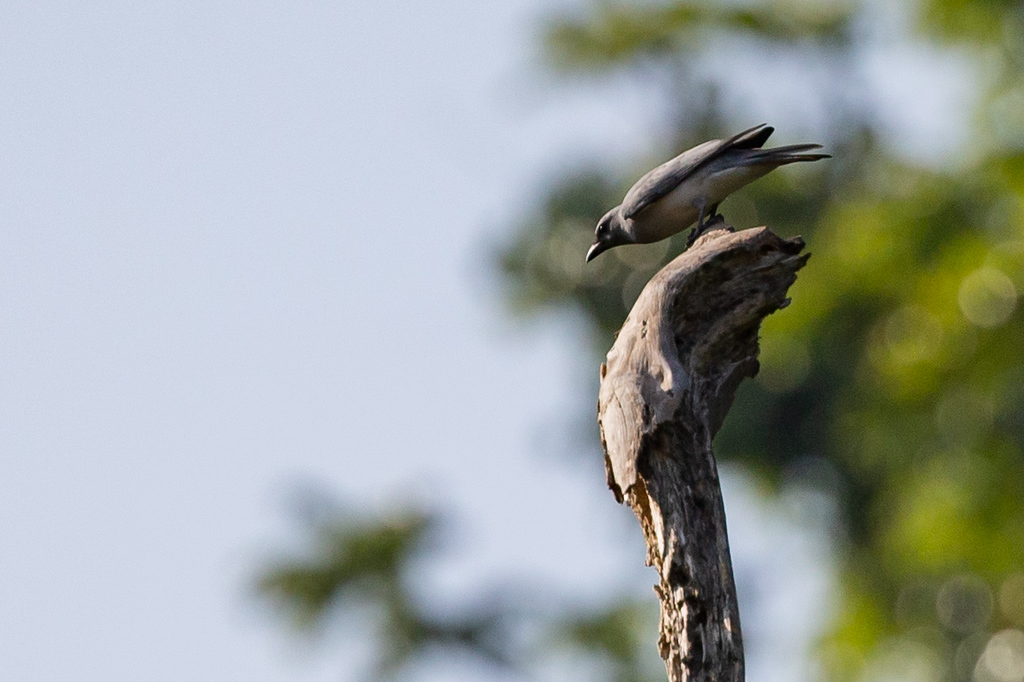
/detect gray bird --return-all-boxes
[586,124,829,262]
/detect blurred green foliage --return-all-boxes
[260,1,1024,680]
[258,507,521,677]
[544,1,850,71]
[257,500,661,680]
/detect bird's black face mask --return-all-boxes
[587,212,627,262]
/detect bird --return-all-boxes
[585,124,829,262]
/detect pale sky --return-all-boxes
[0,1,969,681]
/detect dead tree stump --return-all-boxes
[597,224,808,682]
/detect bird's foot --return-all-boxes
[686,213,728,247]
[686,226,700,247]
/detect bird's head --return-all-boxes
[586,209,633,262]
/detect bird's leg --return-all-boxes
[688,200,709,247]
[708,202,720,222]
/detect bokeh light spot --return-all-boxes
[975,629,1024,682]
[862,638,942,682]
[958,267,1017,328]
[936,574,993,635]
[613,236,671,269]
[554,219,597,285]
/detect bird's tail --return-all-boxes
[744,143,830,165]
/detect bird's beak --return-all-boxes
[586,240,607,263]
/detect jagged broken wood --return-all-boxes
[597,224,808,682]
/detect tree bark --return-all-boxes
[597,224,808,682]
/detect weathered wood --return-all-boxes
[597,223,808,682]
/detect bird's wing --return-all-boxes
[620,124,774,219]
